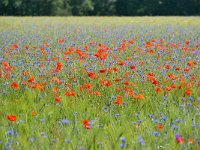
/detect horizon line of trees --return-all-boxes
[0,0,200,16]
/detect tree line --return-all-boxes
[0,0,200,16]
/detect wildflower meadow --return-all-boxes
[0,17,200,149]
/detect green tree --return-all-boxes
[92,0,116,16]
[56,0,72,16]
[71,0,94,16]
[0,0,200,16]
[115,0,128,16]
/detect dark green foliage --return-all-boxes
[0,0,200,16]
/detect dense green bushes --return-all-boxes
[0,0,200,16]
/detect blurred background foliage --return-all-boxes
[0,0,199,16]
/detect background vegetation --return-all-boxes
[0,17,200,149]
[0,0,200,16]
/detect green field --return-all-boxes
[0,17,200,150]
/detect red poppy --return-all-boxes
[3,61,9,67]
[11,82,18,90]
[184,68,189,72]
[148,73,155,77]
[165,64,171,69]
[7,115,17,122]
[31,112,37,117]
[65,89,76,97]
[133,94,145,100]
[187,61,193,67]
[170,84,176,89]
[10,43,19,49]
[114,99,122,106]
[55,97,61,102]
[185,40,190,45]
[114,95,123,106]
[114,78,121,82]
[156,87,163,93]
[3,62,12,71]
[130,65,136,70]
[129,39,134,44]
[101,80,111,87]
[58,39,65,43]
[118,60,125,66]
[175,67,181,71]
[88,72,98,79]
[31,83,44,91]
[185,89,191,96]
[123,81,131,86]
[82,120,92,129]
[83,83,92,89]
[83,45,89,50]
[166,87,171,91]
[176,136,184,144]
[94,91,101,96]
[28,76,35,83]
[113,67,119,72]
[56,62,63,71]
[51,77,61,84]
[152,80,158,85]
[156,123,163,131]
[24,45,30,50]
[140,61,144,66]
[99,69,107,73]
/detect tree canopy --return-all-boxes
[0,0,199,16]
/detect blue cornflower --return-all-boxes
[132,122,137,125]
[163,116,168,121]
[175,134,181,139]
[138,136,145,145]
[197,139,200,145]
[78,147,84,150]
[176,119,181,123]
[98,142,103,146]
[7,130,18,136]
[192,124,198,128]
[189,97,194,101]
[153,119,159,123]
[102,105,109,112]
[115,114,120,117]
[120,143,126,148]
[51,139,57,143]
[152,131,160,136]
[7,130,13,135]
[186,102,192,106]
[172,125,178,130]
[40,118,46,122]
[136,112,140,117]
[62,119,70,125]
[5,141,12,150]
[64,139,72,143]
[123,102,127,105]
[120,137,126,143]
[148,114,154,118]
